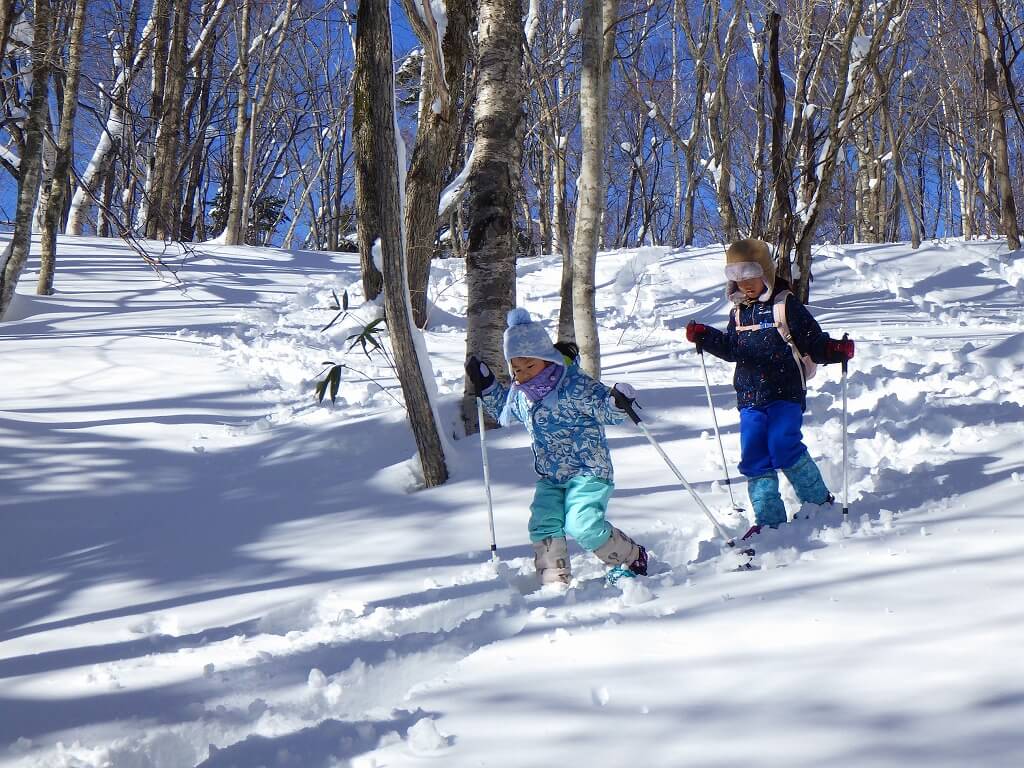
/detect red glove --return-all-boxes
[686,321,707,344]
[825,337,855,362]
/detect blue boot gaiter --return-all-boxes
[782,450,831,505]
[747,472,787,527]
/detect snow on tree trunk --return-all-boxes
[463,0,523,432]
[354,0,448,487]
[400,0,471,329]
[66,14,157,235]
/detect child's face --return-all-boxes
[737,276,766,300]
[510,356,547,384]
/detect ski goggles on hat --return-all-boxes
[725,261,764,281]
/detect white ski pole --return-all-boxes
[697,346,744,513]
[476,397,500,562]
[841,333,849,519]
[613,392,743,550]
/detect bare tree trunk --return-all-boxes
[767,12,794,274]
[138,0,171,234]
[554,139,573,341]
[0,0,15,70]
[401,0,472,328]
[222,0,251,245]
[877,64,921,248]
[571,0,613,377]
[354,0,448,487]
[353,3,383,298]
[703,0,742,243]
[792,0,888,301]
[38,0,89,295]
[973,0,1020,249]
[147,0,190,240]
[749,11,767,239]
[464,0,523,429]
[180,39,215,241]
[1,0,54,319]
[553,6,574,340]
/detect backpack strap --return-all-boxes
[733,304,780,333]
[773,290,816,388]
[773,290,794,344]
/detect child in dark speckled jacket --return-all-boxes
[684,239,855,536]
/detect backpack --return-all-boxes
[733,290,817,389]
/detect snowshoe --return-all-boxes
[605,563,637,586]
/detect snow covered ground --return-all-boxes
[2,232,1023,768]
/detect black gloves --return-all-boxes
[465,355,496,396]
[554,340,579,363]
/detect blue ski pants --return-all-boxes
[739,401,830,526]
[738,401,808,477]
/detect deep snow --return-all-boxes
[1,232,1023,768]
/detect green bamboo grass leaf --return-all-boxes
[315,364,343,404]
[329,366,341,402]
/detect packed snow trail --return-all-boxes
[2,234,1023,767]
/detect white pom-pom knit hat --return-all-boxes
[503,308,564,365]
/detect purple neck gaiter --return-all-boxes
[518,363,563,403]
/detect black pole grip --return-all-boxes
[611,386,643,424]
[622,400,642,425]
[841,332,849,374]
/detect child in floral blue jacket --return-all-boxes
[465,308,647,585]
[685,239,854,535]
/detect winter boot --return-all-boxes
[592,526,641,568]
[782,450,831,505]
[747,472,787,528]
[533,536,571,584]
[594,528,643,585]
[628,546,648,576]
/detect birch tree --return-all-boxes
[571,0,617,377]
[463,0,524,429]
[971,0,1020,249]
[66,7,157,235]
[222,0,251,245]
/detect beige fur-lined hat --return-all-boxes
[725,238,776,304]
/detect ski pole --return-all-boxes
[841,333,849,519]
[613,391,739,549]
[476,397,500,562]
[697,345,744,513]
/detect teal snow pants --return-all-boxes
[528,476,614,552]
